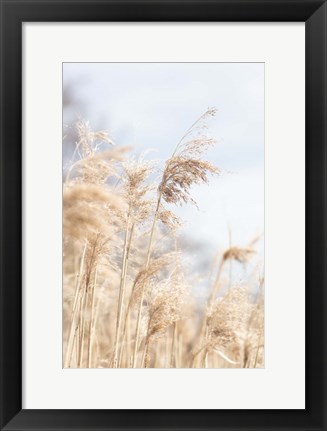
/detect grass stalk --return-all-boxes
[112,210,131,367]
[63,243,87,368]
[87,268,97,368]
[132,195,161,367]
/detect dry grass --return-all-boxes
[63,111,264,368]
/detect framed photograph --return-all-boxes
[0,0,326,430]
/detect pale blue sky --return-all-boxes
[63,63,264,283]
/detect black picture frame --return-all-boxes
[0,0,326,430]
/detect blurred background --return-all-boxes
[63,62,264,296]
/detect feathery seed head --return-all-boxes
[222,246,255,264]
[158,108,219,206]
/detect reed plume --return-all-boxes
[63,113,264,369]
[133,108,220,366]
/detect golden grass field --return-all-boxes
[63,109,264,368]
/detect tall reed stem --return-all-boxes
[117,223,135,367]
[87,268,97,368]
[132,195,161,367]
[208,258,225,307]
[192,259,225,368]
[78,239,97,367]
[112,210,131,367]
[64,243,87,368]
[170,322,177,368]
